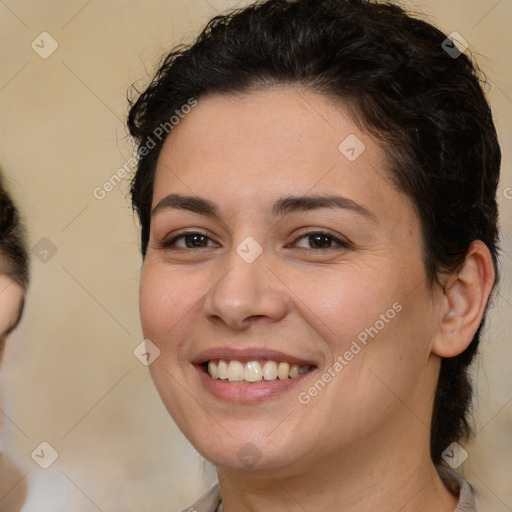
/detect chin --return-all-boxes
[192,428,307,474]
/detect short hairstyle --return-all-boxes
[127,0,500,464]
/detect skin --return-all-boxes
[0,274,27,512]
[139,88,495,512]
[0,275,24,349]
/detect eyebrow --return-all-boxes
[151,193,378,223]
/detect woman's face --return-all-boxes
[140,88,444,474]
[0,275,24,343]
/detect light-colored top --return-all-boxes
[177,466,478,512]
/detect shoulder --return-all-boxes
[176,483,222,512]
[436,465,479,512]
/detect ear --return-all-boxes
[432,240,496,358]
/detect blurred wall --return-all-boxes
[0,1,510,511]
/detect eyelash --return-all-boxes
[162,230,351,252]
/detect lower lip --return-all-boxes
[194,364,316,403]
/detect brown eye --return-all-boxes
[307,234,334,249]
[293,231,351,251]
[163,231,217,249]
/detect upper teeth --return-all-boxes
[207,360,312,382]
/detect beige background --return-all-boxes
[0,0,510,510]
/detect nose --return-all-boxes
[203,248,288,330]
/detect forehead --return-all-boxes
[152,88,411,224]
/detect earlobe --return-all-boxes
[432,240,495,358]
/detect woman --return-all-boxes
[127,0,500,510]
[0,170,30,512]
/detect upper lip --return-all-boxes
[192,347,319,367]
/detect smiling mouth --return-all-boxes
[201,359,316,383]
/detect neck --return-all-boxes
[216,427,458,512]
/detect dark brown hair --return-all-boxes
[0,171,29,291]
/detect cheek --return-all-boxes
[138,264,201,419]
[302,265,402,353]
[139,270,167,339]
[139,263,192,343]
[302,263,433,397]
[139,260,216,369]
